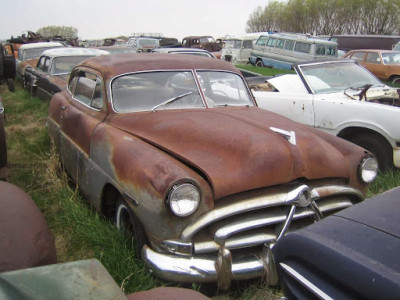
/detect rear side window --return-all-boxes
[366,52,381,64]
[69,71,103,109]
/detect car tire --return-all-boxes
[255,59,264,68]
[392,76,400,85]
[115,196,147,256]
[350,134,392,172]
[7,78,14,92]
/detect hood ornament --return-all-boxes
[269,127,296,145]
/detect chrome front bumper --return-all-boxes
[142,242,278,290]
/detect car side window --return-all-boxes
[72,71,103,109]
[43,57,51,73]
[366,52,381,64]
[350,52,365,63]
[37,57,46,71]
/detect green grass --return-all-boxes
[1,80,399,298]
[236,64,294,76]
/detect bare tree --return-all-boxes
[37,26,78,39]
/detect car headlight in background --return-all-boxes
[359,157,378,183]
[167,183,200,217]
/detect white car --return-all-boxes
[253,59,400,171]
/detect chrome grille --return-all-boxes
[184,180,363,255]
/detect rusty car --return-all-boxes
[342,49,400,84]
[253,59,400,171]
[24,47,108,100]
[16,42,63,88]
[182,36,223,52]
[46,53,377,289]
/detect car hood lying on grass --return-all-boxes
[107,107,366,199]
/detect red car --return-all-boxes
[47,53,377,289]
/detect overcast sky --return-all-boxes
[1,0,268,41]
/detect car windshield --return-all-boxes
[225,40,242,49]
[111,71,254,112]
[51,56,94,74]
[381,52,400,65]
[299,62,382,94]
[23,47,59,60]
[137,39,159,47]
[200,37,215,43]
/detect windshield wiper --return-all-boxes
[151,92,193,112]
[214,103,250,107]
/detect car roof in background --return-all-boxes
[18,42,64,50]
[78,53,239,80]
[41,47,109,57]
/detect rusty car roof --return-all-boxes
[77,53,239,80]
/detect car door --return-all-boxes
[59,69,107,189]
[35,56,55,100]
[2,44,16,80]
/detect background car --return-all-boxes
[24,47,109,100]
[151,47,216,58]
[47,53,376,290]
[343,49,400,84]
[16,42,63,87]
[127,37,160,52]
[254,59,400,171]
[273,186,400,300]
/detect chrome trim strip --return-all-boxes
[182,184,362,241]
[280,263,334,300]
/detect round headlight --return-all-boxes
[168,183,200,217]
[359,157,378,183]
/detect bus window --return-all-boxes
[284,40,295,50]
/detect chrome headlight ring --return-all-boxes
[167,182,200,217]
[359,156,378,183]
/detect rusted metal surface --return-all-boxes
[0,181,57,272]
[47,53,373,287]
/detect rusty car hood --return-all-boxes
[108,107,363,198]
[50,74,69,90]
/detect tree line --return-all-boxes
[246,0,400,36]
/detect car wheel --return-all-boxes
[115,197,147,256]
[255,59,264,68]
[350,134,392,172]
[392,76,400,85]
[7,78,14,92]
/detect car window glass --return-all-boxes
[242,40,253,49]
[294,42,311,54]
[112,71,205,112]
[73,73,97,106]
[267,37,276,47]
[366,52,380,64]
[350,52,365,63]
[326,46,336,56]
[284,40,295,50]
[68,75,79,94]
[91,78,103,109]
[197,71,254,108]
[276,39,285,48]
[316,45,326,55]
[43,57,51,73]
[37,56,46,71]
[256,36,269,46]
